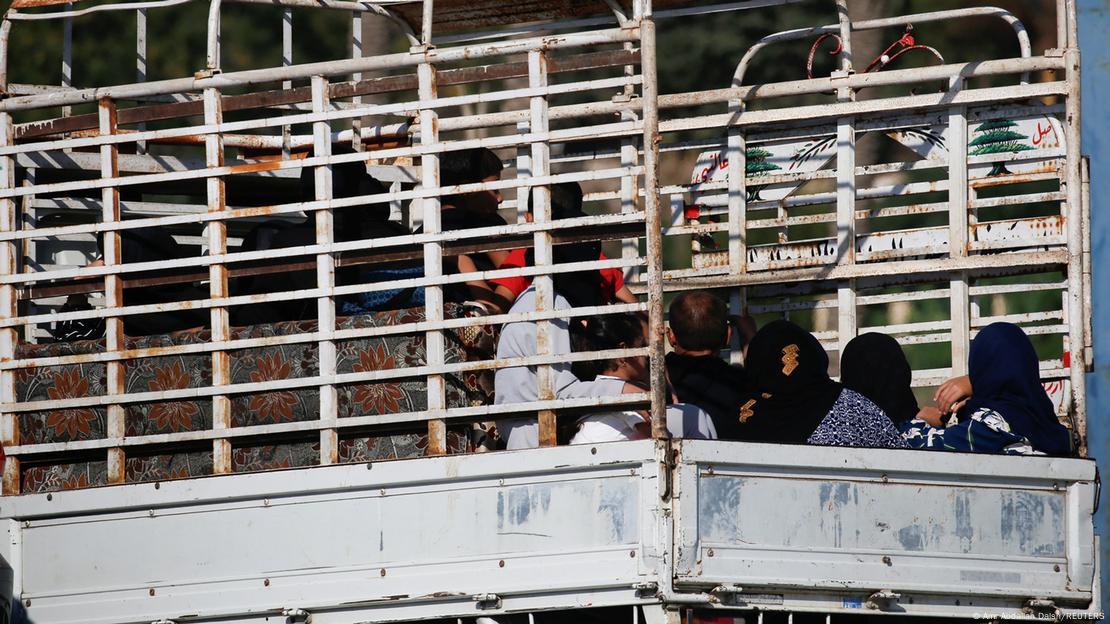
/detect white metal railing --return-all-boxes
[0,0,1090,494]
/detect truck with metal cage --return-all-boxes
[0,0,1098,622]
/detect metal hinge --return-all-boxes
[632,581,658,597]
[710,584,743,596]
[472,593,502,610]
[282,607,312,623]
[1024,598,1058,616]
[865,589,901,610]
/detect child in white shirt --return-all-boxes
[569,313,716,444]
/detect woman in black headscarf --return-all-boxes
[840,332,921,427]
[737,320,906,448]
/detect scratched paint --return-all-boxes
[697,475,1065,558]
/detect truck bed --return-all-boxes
[0,440,1097,623]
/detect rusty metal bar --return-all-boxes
[61,3,72,119]
[0,26,641,112]
[417,47,447,456]
[99,99,126,486]
[203,87,233,475]
[0,168,643,248]
[2,74,642,159]
[1064,46,1086,452]
[527,48,558,448]
[312,75,339,465]
[640,14,666,440]
[14,48,641,141]
[0,110,17,495]
[282,7,292,158]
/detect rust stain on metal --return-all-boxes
[14,49,638,141]
[225,160,284,175]
[10,0,82,8]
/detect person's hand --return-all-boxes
[727,313,758,347]
[916,405,945,427]
[933,375,972,414]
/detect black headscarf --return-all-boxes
[299,156,390,242]
[840,332,918,425]
[958,322,1072,455]
[736,320,842,443]
[102,229,208,336]
[538,240,603,310]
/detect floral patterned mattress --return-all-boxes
[13,304,498,493]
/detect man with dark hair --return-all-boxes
[665,290,751,440]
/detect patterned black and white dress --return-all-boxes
[806,388,909,449]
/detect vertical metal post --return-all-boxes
[1057,0,1068,48]
[282,8,293,159]
[1064,45,1087,453]
[421,0,434,49]
[620,36,641,285]
[641,11,667,438]
[725,125,746,278]
[19,170,35,345]
[620,113,640,284]
[0,112,18,495]
[203,88,232,474]
[834,0,853,70]
[515,125,531,225]
[98,99,125,485]
[1081,156,1092,368]
[351,12,363,153]
[948,77,971,378]
[833,1,856,362]
[727,39,748,358]
[417,17,446,454]
[206,0,222,73]
[62,4,73,119]
[528,49,556,447]
[312,75,339,464]
[136,8,148,155]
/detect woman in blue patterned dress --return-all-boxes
[735,320,907,448]
[899,322,1074,456]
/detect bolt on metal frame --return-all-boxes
[0,0,1091,493]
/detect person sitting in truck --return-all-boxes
[735,320,908,448]
[899,322,1074,455]
[493,240,644,450]
[236,156,425,324]
[664,290,754,440]
[430,147,512,311]
[840,332,942,427]
[72,228,209,338]
[569,312,716,444]
[489,182,636,307]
